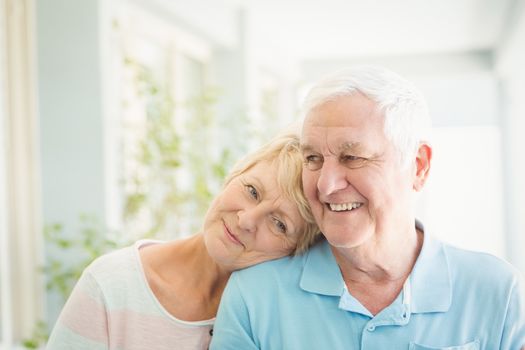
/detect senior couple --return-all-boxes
[48,66,525,350]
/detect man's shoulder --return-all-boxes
[443,242,522,287]
[229,240,332,296]
[234,239,329,276]
[233,252,306,281]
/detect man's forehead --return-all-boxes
[300,141,363,152]
[301,113,386,146]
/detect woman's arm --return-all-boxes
[46,270,110,350]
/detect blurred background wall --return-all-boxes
[1,0,524,348]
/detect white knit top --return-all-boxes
[46,240,214,350]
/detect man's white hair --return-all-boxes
[301,66,432,167]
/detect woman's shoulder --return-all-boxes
[84,239,163,288]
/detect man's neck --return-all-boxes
[332,227,423,315]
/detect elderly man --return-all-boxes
[210,66,525,349]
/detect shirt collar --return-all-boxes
[409,230,452,313]
[300,239,345,296]
[299,221,452,314]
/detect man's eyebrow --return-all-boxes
[340,142,363,152]
[300,144,314,153]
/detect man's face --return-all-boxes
[300,93,417,249]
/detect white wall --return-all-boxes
[129,0,239,49]
[495,0,525,275]
[415,71,506,258]
[419,126,505,257]
[36,0,107,324]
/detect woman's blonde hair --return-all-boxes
[224,133,319,254]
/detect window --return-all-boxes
[109,3,215,241]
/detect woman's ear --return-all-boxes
[413,143,432,192]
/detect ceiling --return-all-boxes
[245,0,516,61]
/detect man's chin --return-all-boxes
[324,230,370,250]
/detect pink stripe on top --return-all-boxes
[47,240,214,350]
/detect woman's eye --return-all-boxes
[273,218,287,234]
[245,184,258,200]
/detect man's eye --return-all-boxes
[304,154,323,170]
[245,184,258,200]
[343,155,360,161]
[272,218,287,234]
[341,154,367,168]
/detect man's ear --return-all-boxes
[413,143,432,192]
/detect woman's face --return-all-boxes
[203,160,305,271]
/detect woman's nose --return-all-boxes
[237,207,260,234]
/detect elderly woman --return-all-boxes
[46,133,319,350]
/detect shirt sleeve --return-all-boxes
[46,269,110,350]
[500,272,525,350]
[210,274,259,350]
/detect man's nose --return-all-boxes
[317,159,348,196]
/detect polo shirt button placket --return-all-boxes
[361,322,378,349]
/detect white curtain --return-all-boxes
[0,0,42,347]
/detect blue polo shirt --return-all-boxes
[210,232,525,349]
